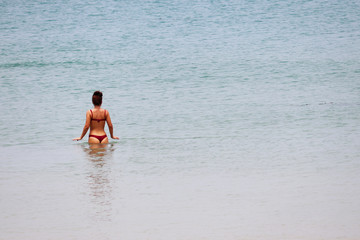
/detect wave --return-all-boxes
[0,60,125,69]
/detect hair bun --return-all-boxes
[93,91,103,97]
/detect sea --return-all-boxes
[1,0,360,239]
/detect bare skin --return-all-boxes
[73,105,119,143]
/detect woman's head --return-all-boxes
[92,91,103,106]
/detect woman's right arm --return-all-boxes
[106,111,119,140]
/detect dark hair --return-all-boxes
[92,91,103,106]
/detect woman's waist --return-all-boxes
[89,129,107,136]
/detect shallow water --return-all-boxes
[1,0,360,239]
[1,142,360,239]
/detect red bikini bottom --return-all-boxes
[89,134,107,142]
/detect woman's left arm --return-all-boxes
[73,110,91,141]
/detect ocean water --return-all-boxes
[1,0,360,239]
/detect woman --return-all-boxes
[73,91,119,143]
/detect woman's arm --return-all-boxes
[73,111,91,141]
[106,110,119,140]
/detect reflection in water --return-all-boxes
[80,143,116,222]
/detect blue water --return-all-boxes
[1,0,360,239]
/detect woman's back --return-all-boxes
[89,108,107,135]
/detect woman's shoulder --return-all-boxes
[86,109,92,116]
